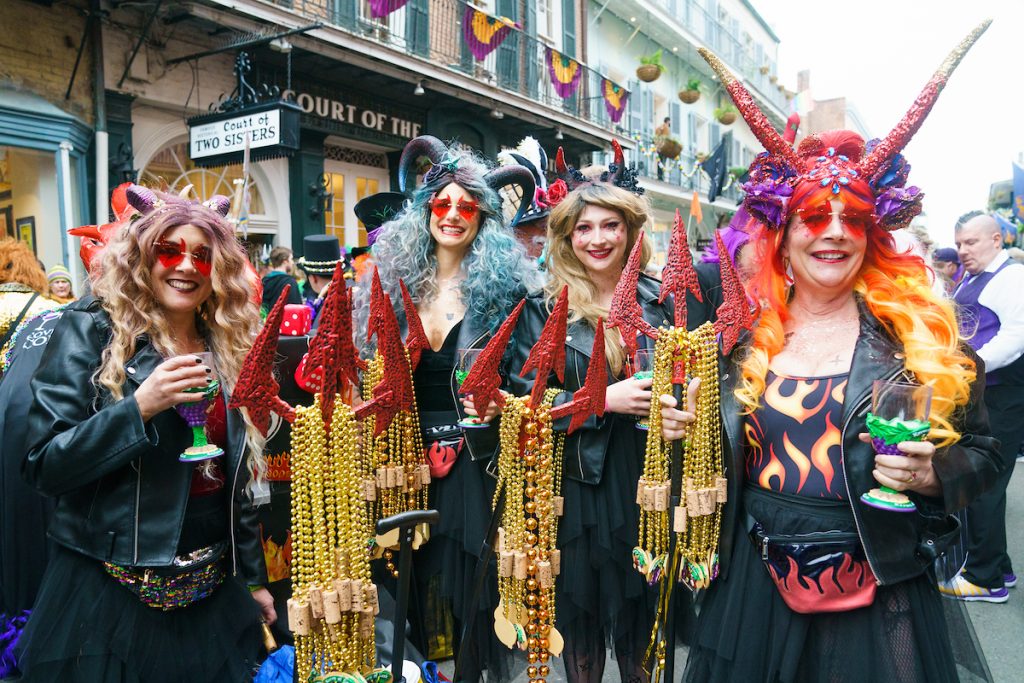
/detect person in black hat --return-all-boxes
[297,234,343,304]
[932,246,964,295]
[497,137,550,261]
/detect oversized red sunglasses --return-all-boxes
[429,194,479,222]
[795,204,875,237]
[153,239,214,277]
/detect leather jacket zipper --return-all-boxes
[229,432,246,576]
[840,367,903,585]
[133,458,142,564]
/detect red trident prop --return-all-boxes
[302,263,364,418]
[608,231,659,362]
[458,299,526,413]
[713,232,755,356]
[549,318,608,434]
[229,285,297,435]
[520,286,569,408]
[400,280,430,371]
[354,268,416,436]
[659,209,703,330]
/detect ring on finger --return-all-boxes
[909,470,917,483]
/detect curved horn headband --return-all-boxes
[484,165,537,227]
[178,184,195,199]
[204,195,232,217]
[555,147,585,190]
[509,152,543,187]
[398,135,450,192]
[125,184,159,215]
[860,19,991,179]
[698,48,801,169]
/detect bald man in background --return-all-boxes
[940,214,1024,602]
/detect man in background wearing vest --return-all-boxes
[940,214,1024,602]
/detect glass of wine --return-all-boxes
[860,380,932,512]
[455,348,488,430]
[175,352,225,462]
[633,348,656,431]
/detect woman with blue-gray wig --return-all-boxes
[353,135,538,682]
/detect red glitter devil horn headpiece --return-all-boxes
[697,49,801,169]
[859,20,991,179]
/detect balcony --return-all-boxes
[270,0,625,132]
[608,0,790,116]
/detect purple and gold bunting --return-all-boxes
[368,0,408,19]
[462,6,516,60]
[545,48,582,98]
[602,79,629,123]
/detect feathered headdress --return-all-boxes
[699,20,990,233]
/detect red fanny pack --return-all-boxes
[749,524,877,614]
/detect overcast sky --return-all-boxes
[754,0,1023,248]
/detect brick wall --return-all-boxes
[0,0,94,123]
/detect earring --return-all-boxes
[783,257,794,285]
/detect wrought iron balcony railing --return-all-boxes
[273,0,626,131]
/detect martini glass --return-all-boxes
[633,348,655,431]
[175,352,225,463]
[860,380,932,513]
[455,348,488,429]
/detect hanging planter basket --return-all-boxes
[759,65,770,75]
[679,89,700,104]
[717,111,737,125]
[636,64,662,83]
[657,139,683,159]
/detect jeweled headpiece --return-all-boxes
[699,20,990,232]
[548,139,644,208]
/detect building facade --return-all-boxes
[587,0,791,260]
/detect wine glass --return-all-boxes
[175,352,225,462]
[455,348,488,430]
[633,348,656,431]
[860,380,932,513]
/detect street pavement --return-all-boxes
[441,463,1024,682]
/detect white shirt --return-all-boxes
[957,250,1024,371]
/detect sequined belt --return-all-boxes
[103,542,227,611]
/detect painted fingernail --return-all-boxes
[195,357,202,363]
[205,367,212,374]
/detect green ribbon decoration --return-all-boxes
[865,413,930,445]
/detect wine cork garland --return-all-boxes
[361,353,431,577]
[492,389,565,683]
[289,397,383,680]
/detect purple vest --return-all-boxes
[954,258,1024,385]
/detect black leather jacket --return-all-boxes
[509,274,675,484]
[718,306,1000,585]
[22,297,268,586]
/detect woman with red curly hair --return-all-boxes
[661,25,998,682]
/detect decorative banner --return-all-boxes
[462,6,516,60]
[602,78,629,123]
[368,0,408,19]
[546,48,583,98]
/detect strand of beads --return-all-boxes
[493,389,565,683]
[675,322,725,591]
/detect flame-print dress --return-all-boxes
[683,371,990,683]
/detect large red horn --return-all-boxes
[860,20,991,179]
[698,48,800,169]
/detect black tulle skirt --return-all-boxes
[684,487,992,683]
[15,544,263,683]
[412,446,513,681]
[555,415,658,664]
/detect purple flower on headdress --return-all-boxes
[742,179,793,231]
[865,139,911,190]
[875,186,923,231]
[747,152,797,185]
[423,151,461,185]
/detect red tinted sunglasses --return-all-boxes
[429,194,479,222]
[153,239,214,277]
[795,204,875,237]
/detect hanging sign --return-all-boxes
[187,101,301,167]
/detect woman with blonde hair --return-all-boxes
[661,31,998,681]
[16,185,274,682]
[509,159,671,683]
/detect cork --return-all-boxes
[323,589,342,624]
[673,506,688,534]
[551,548,561,575]
[538,560,554,588]
[308,586,325,619]
[367,584,380,615]
[334,578,352,612]
[553,496,564,517]
[513,551,528,580]
[499,550,514,578]
[287,598,310,636]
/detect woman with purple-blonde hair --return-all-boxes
[15,186,274,682]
